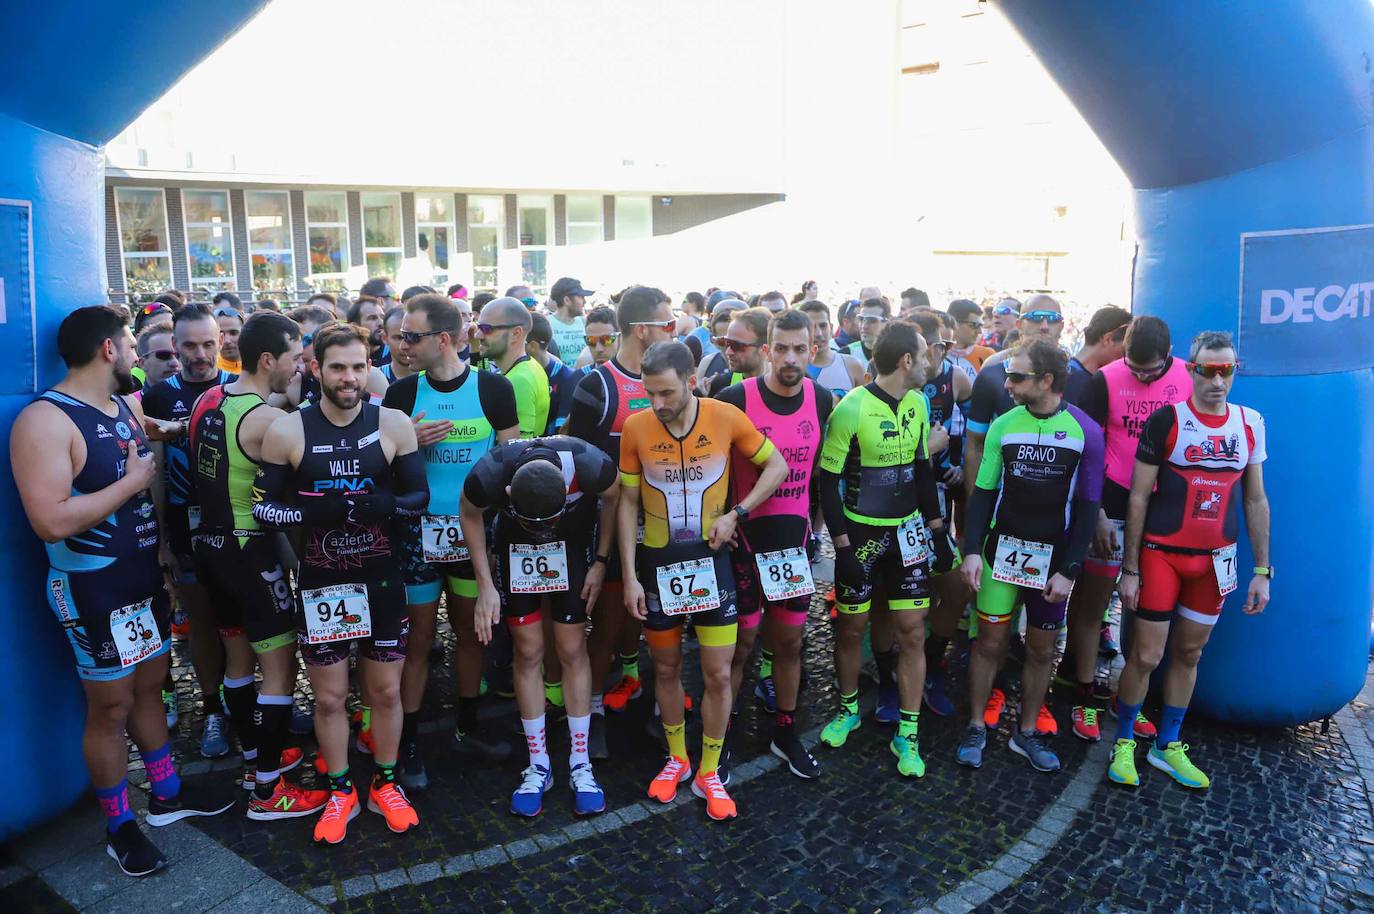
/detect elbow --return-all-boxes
[34,524,65,545]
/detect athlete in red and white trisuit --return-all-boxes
[1110,331,1271,791]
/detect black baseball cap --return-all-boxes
[551,277,594,302]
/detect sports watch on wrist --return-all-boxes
[732,504,750,521]
[1253,565,1274,580]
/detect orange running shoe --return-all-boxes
[242,747,306,790]
[367,782,419,834]
[690,770,737,820]
[313,789,360,844]
[647,756,692,803]
[603,675,643,713]
[247,779,329,821]
[1035,704,1059,737]
[313,754,329,776]
[983,688,1006,728]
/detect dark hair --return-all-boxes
[911,311,943,343]
[1083,305,1133,346]
[641,340,695,381]
[471,291,496,313]
[383,304,406,326]
[312,322,371,363]
[58,306,129,368]
[132,303,173,335]
[1021,339,1070,393]
[153,292,183,310]
[947,298,981,322]
[528,312,553,348]
[404,293,460,338]
[1124,315,1172,363]
[238,311,301,374]
[799,299,831,323]
[211,291,242,310]
[730,307,772,343]
[872,320,923,375]
[360,277,395,299]
[683,291,705,311]
[288,304,336,328]
[683,333,703,363]
[401,285,434,303]
[136,324,172,355]
[617,285,665,328]
[172,301,215,328]
[901,288,930,309]
[937,311,955,330]
[446,283,468,299]
[585,305,618,330]
[769,308,812,341]
[510,460,567,520]
[255,298,282,312]
[860,297,891,319]
[304,292,335,310]
[759,290,788,309]
[346,295,385,325]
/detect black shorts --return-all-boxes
[163,503,198,583]
[399,516,478,604]
[296,574,408,666]
[732,515,812,630]
[637,540,738,633]
[46,559,171,682]
[834,518,932,615]
[493,507,596,626]
[1086,478,1130,574]
[194,531,296,653]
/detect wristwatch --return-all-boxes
[1253,565,1274,580]
[593,554,610,566]
[1061,561,1083,581]
[732,505,750,521]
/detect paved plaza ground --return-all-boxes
[5,564,1374,914]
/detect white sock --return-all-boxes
[522,715,549,769]
[590,693,605,716]
[568,714,591,768]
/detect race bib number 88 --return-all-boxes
[755,547,815,602]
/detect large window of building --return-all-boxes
[114,188,172,295]
[304,191,350,291]
[615,195,653,241]
[182,190,235,294]
[467,195,503,291]
[566,194,604,246]
[517,195,552,292]
[415,193,455,285]
[245,190,294,292]
[361,192,403,279]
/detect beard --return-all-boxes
[322,382,362,410]
[114,366,138,395]
[776,366,804,387]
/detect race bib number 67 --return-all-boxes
[655,558,721,616]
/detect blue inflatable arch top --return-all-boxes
[994,0,1374,725]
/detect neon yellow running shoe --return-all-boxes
[820,710,861,748]
[1147,741,1210,789]
[890,733,925,778]
[1107,738,1139,787]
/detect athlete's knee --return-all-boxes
[368,678,402,710]
[312,684,349,717]
[1023,638,1055,669]
[512,633,544,669]
[407,610,437,647]
[1173,641,1205,669]
[88,691,135,729]
[1130,637,1166,673]
[701,661,732,696]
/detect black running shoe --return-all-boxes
[588,713,609,761]
[145,780,236,827]
[454,724,513,764]
[399,739,429,791]
[770,728,821,779]
[106,820,166,877]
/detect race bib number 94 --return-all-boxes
[302,583,371,644]
[111,599,162,668]
[991,535,1053,588]
[655,557,721,616]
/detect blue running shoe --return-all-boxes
[875,686,900,724]
[754,676,778,714]
[200,712,229,758]
[956,725,986,769]
[569,763,606,815]
[510,764,553,817]
[923,673,955,718]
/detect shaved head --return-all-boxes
[1023,293,1060,313]
[483,297,533,330]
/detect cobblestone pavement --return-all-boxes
[5,573,1374,914]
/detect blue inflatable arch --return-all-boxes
[0,0,1370,837]
[994,0,1374,725]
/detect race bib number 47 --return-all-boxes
[111,599,163,668]
[302,583,371,644]
[655,557,721,616]
[991,535,1053,588]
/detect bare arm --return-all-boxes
[496,424,521,444]
[844,354,866,389]
[1241,462,1271,615]
[617,481,647,619]
[1116,459,1159,612]
[963,431,985,500]
[595,479,620,559]
[11,403,156,543]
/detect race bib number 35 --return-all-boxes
[510,542,570,593]
[991,535,1053,588]
[421,515,469,563]
[755,547,815,602]
[1211,543,1238,597]
[302,583,372,644]
[655,557,721,616]
[111,599,163,668]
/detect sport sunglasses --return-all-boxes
[1021,310,1064,324]
[712,337,760,353]
[474,322,521,335]
[1003,370,1043,383]
[1190,361,1237,379]
[398,328,446,344]
[993,304,1019,316]
[146,349,178,361]
[629,319,678,332]
[584,333,619,347]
